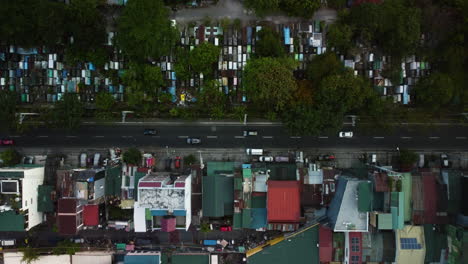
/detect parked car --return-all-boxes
[259,156,273,162]
[143,128,157,135]
[220,225,232,232]
[441,154,449,168]
[80,153,87,167]
[174,156,181,169]
[243,130,258,136]
[275,156,290,163]
[165,158,172,171]
[93,153,100,167]
[0,139,14,146]
[339,131,353,138]
[186,137,201,144]
[318,154,335,161]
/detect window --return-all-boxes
[351,237,359,244]
[352,245,360,252]
[351,237,360,252]
[351,255,360,264]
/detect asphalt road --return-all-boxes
[2,123,468,150]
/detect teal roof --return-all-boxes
[358,182,372,212]
[242,209,252,228]
[251,208,267,229]
[233,212,242,229]
[207,161,236,177]
[251,195,266,208]
[202,176,233,217]
[243,168,252,179]
[249,225,319,264]
[0,211,25,231]
[172,254,209,264]
[391,192,404,229]
[105,166,122,196]
[124,254,160,264]
[0,171,24,178]
[401,172,412,222]
[37,185,54,212]
[378,213,393,230]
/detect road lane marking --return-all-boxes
[10,136,21,138]
[38,136,48,138]
[262,136,273,139]
[401,136,412,139]
[373,137,384,139]
[290,136,301,139]
[152,136,160,138]
[66,136,77,138]
[122,136,133,138]
[94,136,104,138]
[318,136,328,139]
[456,137,467,139]
[178,136,188,138]
[207,136,218,139]
[429,136,440,139]
[234,136,245,139]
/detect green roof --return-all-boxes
[251,195,266,208]
[37,185,54,212]
[378,213,393,230]
[105,166,122,196]
[233,212,242,229]
[207,161,236,177]
[234,177,242,191]
[0,211,25,231]
[202,176,233,217]
[249,225,319,264]
[400,172,412,222]
[124,254,160,264]
[242,209,252,228]
[266,164,297,181]
[172,254,209,264]
[0,171,24,178]
[358,182,372,212]
[424,224,447,263]
[446,170,462,214]
[391,192,404,229]
[243,168,252,179]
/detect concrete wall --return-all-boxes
[3,252,70,264]
[22,167,45,230]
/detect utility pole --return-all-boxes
[17,113,39,125]
[198,150,204,170]
[243,114,247,125]
[121,111,134,123]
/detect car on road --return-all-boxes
[259,156,273,162]
[243,130,258,136]
[174,156,181,169]
[220,225,232,232]
[143,129,157,135]
[441,154,449,168]
[339,131,353,138]
[318,154,335,161]
[186,137,201,144]
[0,139,14,146]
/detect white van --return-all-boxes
[246,149,263,155]
[418,154,424,168]
[80,153,87,167]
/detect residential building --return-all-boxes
[134,173,191,232]
[345,232,363,264]
[202,162,235,218]
[395,225,426,264]
[0,165,45,231]
[124,251,161,264]
[267,180,301,231]
[73,169,106,204]
[57,197,84,235]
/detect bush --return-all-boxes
[122,147,142,165]
[0,149,21,167]
[184,154,197,165]
[20,247,39,264]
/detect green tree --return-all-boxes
[189,42,220,76]
[398,149,418,168]
[244,58,298,112]
[280,0,320,18]
[197,80,228,118]
[123,63,164,112]
[52,240,80,255]
[255,27,285,58]
[95,92,116,120]
[0,91,18,132]
[122,147,142,165]
[306,52,345,86]
[116,0,177,62]
[184,154,197,165]
[49,93,84,130]
[0,149,21,167]
[326,22,353,54]
[244,0,279,16]
[20,247,39,264]
[174,47,191,82]
[414,72,455,112]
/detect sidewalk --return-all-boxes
[81,118,282,126]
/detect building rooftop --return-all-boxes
[334,180,369,232]
[172,253,209,264]
[202,174,233,217]
[267,181,300,223]
[395,225,426,264]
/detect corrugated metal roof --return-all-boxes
[124,254,160,264]
[172,254,209,264]
[373,172,389,192]
[37,185,54,213]
[423,173,437,224]
[58,198,77,213]
[251,195,266,208]
[83,204,99,226]
[58,215,77,234]
[207,161,236,177]
[401,173,412,222]
[358,182,372,212]
[267,181,300,222]
[378,213,393,230]
[251,208,267,229]
[202,176,233,217]
[105,166,122,196]
[319,226,332,262]
[0,171,24,178]
[0,211,25,231]
[242,208,252,228]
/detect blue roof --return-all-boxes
[326,178,348,228]
[173,210,186,216]
[284,27,291,44]
[151,210,167,216]
[250,208,267,229]
[124,254,160,264]
[168,87,176,102]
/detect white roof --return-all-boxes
[334,180,369,232]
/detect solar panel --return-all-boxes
[400,237,422,250]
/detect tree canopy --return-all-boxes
[116,0,177,62]
[196,80,228,118]
[243,58,298,112]
[189,42,220,76]
[255,27,285,58]
[123,63,164,111]
[414,72,455,112]
[123,147,142,165]
[0,149,21,167]
[48,93,84,130]
[280,0,320,18]
[326,22,353,54]
[95,92,116,120]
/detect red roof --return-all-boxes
[58,198,77,214]
[161,216,176,232]
[348,232,363,264]
[373,172,389,192]
[174,182,185,188]
[267,181,300,222]
[139,182,161,188]
[319,226,333,262]
[423,172,437,224]
[83,204,99,226]
[58,215,77,235]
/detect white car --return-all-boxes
[339,131,353,138]
[259,156,274,162]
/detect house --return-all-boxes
[395,225,426,264]
[0,165,45,231]
[412,172,448,224]
[124,251,161,264]
[172,252,210,264]
[346,232,363,264]
[83,204,99,227]
[133,173,192,232]
[319,226,332,263]
[267,180,300,231]
[73,169,106,204]
[247,225,319,264]
[327,178,369,232]
[202,162,235,218]
[57,197,85,235]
